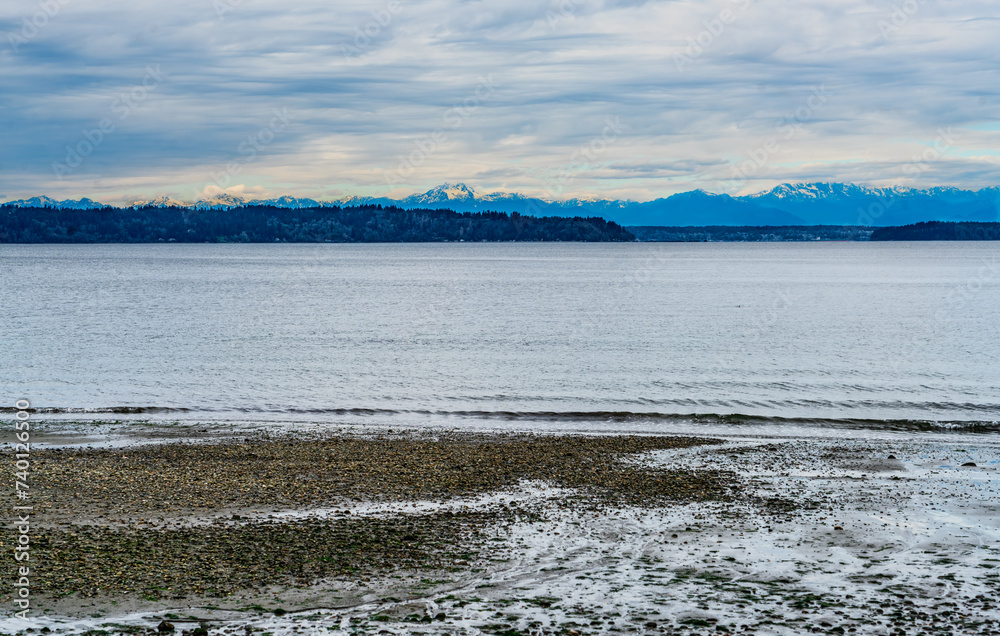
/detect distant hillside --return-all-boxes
[330,182,999,226]
[8,182,999,227]
[630,225,873,242]
[0,204,634,243]
[870,221,1000,241]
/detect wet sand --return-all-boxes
[1,428,998,635]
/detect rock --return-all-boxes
[26,432,738,600]
[157,621,175,633]
[192,628,208,636]
[834,526,844,531]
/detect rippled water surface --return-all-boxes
[2,242,997,432]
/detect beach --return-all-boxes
[3,425,998,635]
[3,244,998,634]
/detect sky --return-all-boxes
[1,0,999,204]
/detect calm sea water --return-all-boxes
[2,243,998,435]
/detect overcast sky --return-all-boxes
[2,0,999,203]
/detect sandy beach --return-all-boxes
[2,426,998,636]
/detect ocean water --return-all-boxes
[1,242,998,435]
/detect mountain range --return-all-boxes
[6,183,999,227]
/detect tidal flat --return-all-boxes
[1,428,998,636]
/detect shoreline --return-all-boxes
[2,428,998,635]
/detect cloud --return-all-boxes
[1,0,999,203]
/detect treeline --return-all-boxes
[629,225,874,242]
[0,205,635,243]
[870,221,1000,241]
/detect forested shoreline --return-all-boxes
[3,205,998,242]
[869,221,1000,241]
[0,205,635,243]
[629,225,874,242]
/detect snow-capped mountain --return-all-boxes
[259,195,323,209]
[733,183,1000,226]
[402,182,477,205]
[349,182,998,225]
[124,193,325,209]
[744,182,900,201]
[5,196,105,209]
[5,183,998,226]
[192,193,255,209]
[129,195,191,208]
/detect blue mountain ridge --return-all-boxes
[5,182,999,227]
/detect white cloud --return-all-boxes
[1,0,999,202]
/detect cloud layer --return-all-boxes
[2,0,999,203]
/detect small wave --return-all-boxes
[0,406,196,415]
[441,410,1000,433]
[4,405,999,434]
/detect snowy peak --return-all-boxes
[133,195,190,208]
[745,182,914,202]
[478,190,535,203]
[5,196,104,209]
[405,182,478,204]
[128,193,325,209]
[667,188,724,201]
[14,196,61,207]
[259,195,322,209]
[748,182,849,200]
[194,193,252,209]
[438,182,477,200]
